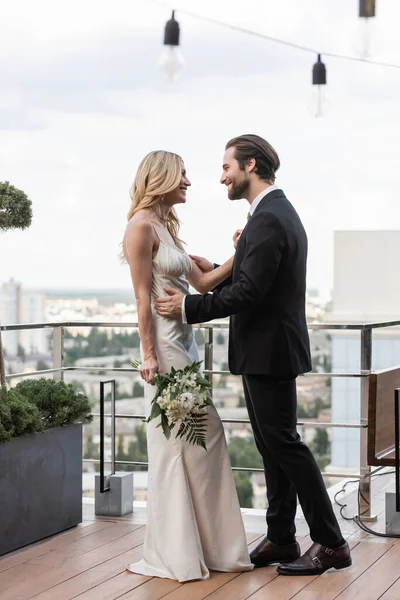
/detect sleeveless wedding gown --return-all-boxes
[126,216,253,582]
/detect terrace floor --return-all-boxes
[1,471,400,600]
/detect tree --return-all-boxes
[195,329,205,346]
[36,360,50,371]
[63,329,141,365]
[0,182,33,388]
[86,431,98,459]
[70,380,86,394]
[17,345,26,363]
[322,355,332,373]
[105,382,119,401]
[233,471,253,508]
[238,393,246,408]
[85,431,100,470]
[133,381,144,398]
[310,428,330,456]
[228,436,263,470]
[228,436,263,508]
[116,425,148,472]
[116,434,126,465]
[216,333,224,345]
[309,428,331,471]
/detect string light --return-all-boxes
[155,1,400,117]
[355,0,380,58]
[158,10,185,81]
[309,54,329,118]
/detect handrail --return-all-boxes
[3,318,400,511]
[2,319,400,332]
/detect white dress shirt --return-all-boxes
[182,185,279,323]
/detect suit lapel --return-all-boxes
[232,189,285,278]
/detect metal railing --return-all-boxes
[3,318,400,516]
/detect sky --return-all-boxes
[0,0,399,294]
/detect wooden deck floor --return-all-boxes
[1,471,400,600]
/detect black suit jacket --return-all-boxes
[185,189,312,377]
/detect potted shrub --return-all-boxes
[0,183,93,556]
[0,379,92,555]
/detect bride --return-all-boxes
[122,150,253,582]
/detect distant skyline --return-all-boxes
[1,0,399,293]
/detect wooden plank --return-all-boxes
[24,568,119,600]
[27,523,142,567]
[0,528,145,600]
[72,572,151,600]
[56,527,146,572]
[291,540,392,600]
[154,572,241,600]
[0,564,51,593]
[0,566,83,600]
[191,567,279,600]
[379,575,400,599]
[92,545,144,575]
[117,577,181,600]
[0,522,113,574]
[333,543,400,599]
[246,532,263,545]
[246,573,316,599]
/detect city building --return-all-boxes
[0,279,48,356]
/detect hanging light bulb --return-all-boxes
[354,0,380,58]
[309,54,329,118]
[158,10,185,81]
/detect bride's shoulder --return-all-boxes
[125,214,155,247]
[127,211,154,230]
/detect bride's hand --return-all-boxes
[233,229,243,249]
[189,255,214,273]
[139,357,159,385]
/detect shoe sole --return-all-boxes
[277,558,352,576]
[252,558,301,569]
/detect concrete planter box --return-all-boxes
[0,424,82,556]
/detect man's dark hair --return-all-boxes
[226,134,280,183]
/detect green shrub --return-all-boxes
[0,181,33,232]
[0,387,43,442]
[15,378,93,429]
[0,397,13,443]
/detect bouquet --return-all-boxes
[131,360,212,450]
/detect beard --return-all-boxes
[227,173,250,200]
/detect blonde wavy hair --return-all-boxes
[121,151,184,261]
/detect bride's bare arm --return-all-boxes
[125,220,158,384]
[187,256,234,294]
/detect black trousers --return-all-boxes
[242,374,344,548]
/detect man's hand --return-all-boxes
[155,287,184,318]
[189,255,214,273]
[233,229,243,249]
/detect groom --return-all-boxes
[155,134,351,576]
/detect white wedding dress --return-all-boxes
[126,215,253,582]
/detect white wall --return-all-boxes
[329,231,400,469]
[333,231,400,321]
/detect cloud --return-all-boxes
[0,0,399,291]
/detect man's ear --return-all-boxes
[247,157,256,173]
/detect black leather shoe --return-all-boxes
[250,536,301,568]
[276,541,352,576]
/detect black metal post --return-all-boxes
[99,379,116,493]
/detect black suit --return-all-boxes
[185,189,344,548]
